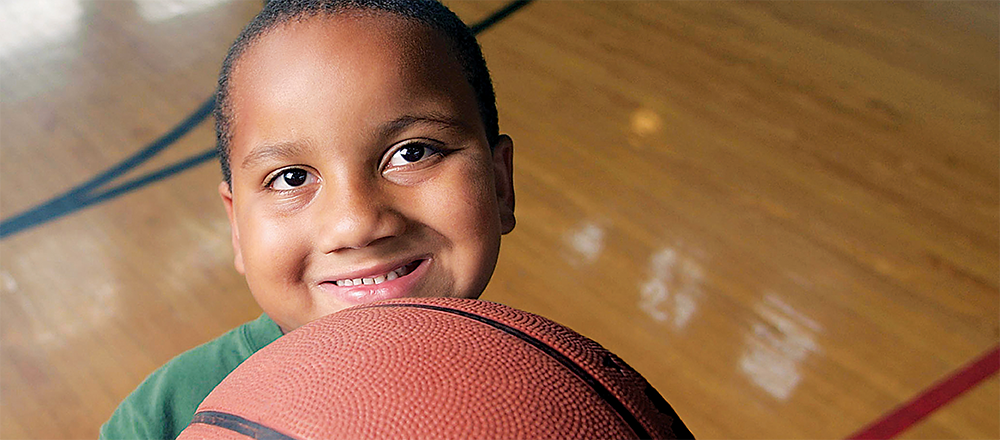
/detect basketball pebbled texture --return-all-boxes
[178,298,692,439]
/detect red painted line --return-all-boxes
[847,345,1000,439]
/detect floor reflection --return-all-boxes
[638,246,705,331]
[739,293,822,400]
[135,0,234,23]
[561,220,606,267]
[0,0,83,58]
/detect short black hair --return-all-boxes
[215,0,499,185]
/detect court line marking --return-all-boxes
[846,344,1000,439]
[0,98,214,238]
[0,0,534,240]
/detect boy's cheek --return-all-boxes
[238,214,306,280]
[423,165,501,236]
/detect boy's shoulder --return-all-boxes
[100,314,282,440]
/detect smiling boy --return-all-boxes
[101,1,515,438]
[219,6,515,333]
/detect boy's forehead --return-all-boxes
[234,13,457,92]
[226,12,481,158]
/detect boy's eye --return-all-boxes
[387,143,440,167]
[269,168,317,191]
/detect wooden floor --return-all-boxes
[1,1,997,438]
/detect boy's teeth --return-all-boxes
[333,262,416,287]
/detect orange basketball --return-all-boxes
[177,298,692,439]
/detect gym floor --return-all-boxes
[1,1,997,438]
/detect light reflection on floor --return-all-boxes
[739,293,822,400]
[561,220,606,267]
[638,246,705,331]
[135,0,235,23]
[0,0,83,58]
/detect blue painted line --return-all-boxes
[75,97,216,197]
[0,0,534,240]
[85,148,219,207]
[0,97,215,238]
[470,0,532,34]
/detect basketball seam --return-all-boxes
[363,302,652,439]
[190,410,299,440]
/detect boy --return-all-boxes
[101,0,515,438]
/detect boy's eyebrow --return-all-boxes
[375,112,466,140]
[241,141,311,171]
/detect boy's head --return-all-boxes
[215,0,516,333]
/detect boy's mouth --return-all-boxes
[329,260,422,287]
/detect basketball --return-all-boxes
[177,298,692,439]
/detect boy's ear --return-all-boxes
[219,182,246,275]
[492,135,516,234]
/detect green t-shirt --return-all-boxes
[100,314,283,440]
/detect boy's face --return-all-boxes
[220,14,515,333]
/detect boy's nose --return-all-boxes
[316,179,405,252]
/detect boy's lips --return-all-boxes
[317,258,430,305]
[328,260,422,287]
